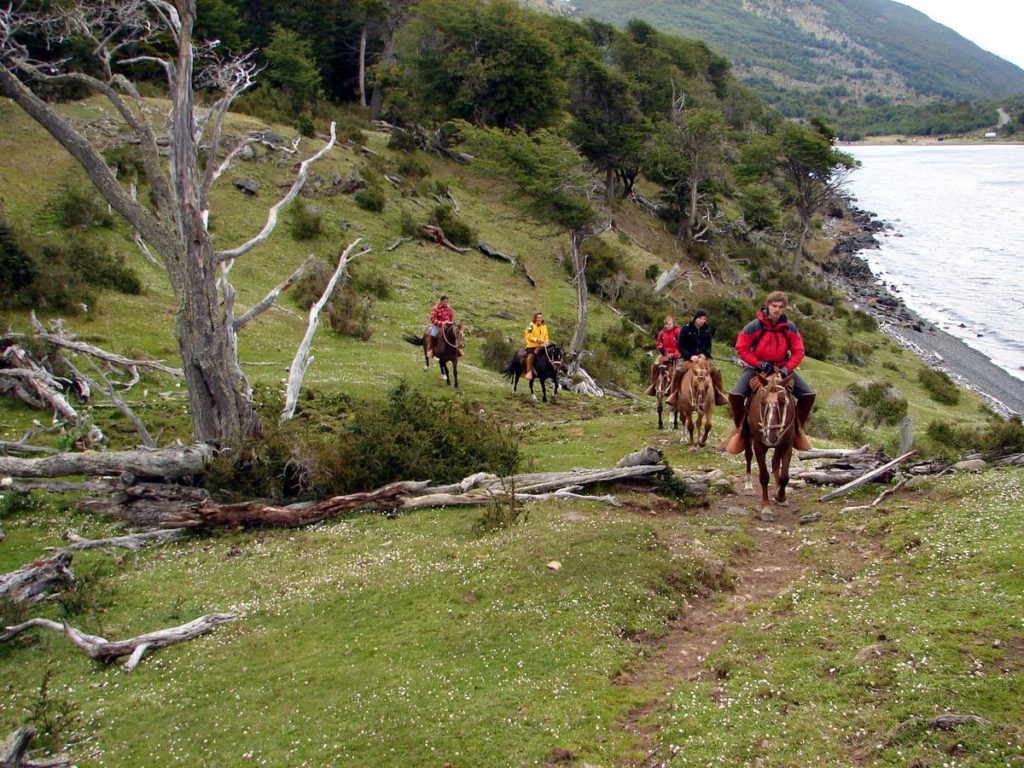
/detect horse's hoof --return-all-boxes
[759,509,775,522]
[777,499,789,508]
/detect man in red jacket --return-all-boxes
[426,295,455,363]
[726,291,815,453]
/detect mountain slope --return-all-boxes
[569,0,1024,110]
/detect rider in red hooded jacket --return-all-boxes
[726,291,815,453]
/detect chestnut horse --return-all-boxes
[655,360,677,430]
[404,322,465,389]
[743,372,797,518]
[675,357,713,448]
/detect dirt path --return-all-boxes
[615,475,818,767]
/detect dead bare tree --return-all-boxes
[0,0,337,445]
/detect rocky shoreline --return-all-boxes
[826,201,1024,418]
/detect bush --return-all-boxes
[103,145,148,184]
[399,209,420,237]
[430,205,475,246]
[291,258,331,310]
[352,268,392,300]
[615,284,670,328]
[845,309,878,333]
[289,204,323,240]
[849,381,908,426]
[397,152,431,179]
[481,330,518,372]
[52,184,114,230]
[918,367,959,405]
[354,185,386,212]
[313,381,520,495]
[693,295,759,349]
[797,317,831,359]
[65,239,141,294]
[581,239,627,290]
[386,130,419,153]
[327,286,374,341]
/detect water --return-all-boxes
[844,144,1024,384]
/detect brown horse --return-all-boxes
[654,360,677,429]
[404,322,465,389]
[743,372,797,519]
[675,357,713,448]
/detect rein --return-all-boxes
[757,380,795,448]
[442,323,458,347]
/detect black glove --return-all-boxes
[758,361,773,373]
[779,366,790,378]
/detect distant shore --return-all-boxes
[828,205,1024,418]
[840,135,1024,147]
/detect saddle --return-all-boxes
[750,371,795,394]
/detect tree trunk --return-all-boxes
[567,229,589,362]
[358,25,368,108]
[604,165,615,205]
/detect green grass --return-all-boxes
[652,469,1024,767]
[1,496,743,766]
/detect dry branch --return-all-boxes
[422,224,471,253]
[0,552,74,605]
[281,240,368,422]
[0,727,70,768]
[0,445,213,480]
[234,254,317,331]
[819,451,917,502]
[0,613,238,671]
[797,444,871,461]
[59,529,189,551]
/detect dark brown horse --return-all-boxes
[404,322,465,389]
[654,360,677,430]
[675,357,713,448]
[502,344,563,402]
[743,372,797,519]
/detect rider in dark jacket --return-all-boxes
[666,310,728,407]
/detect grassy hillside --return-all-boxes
[569,0,1024,120]
[2,101,1021,766]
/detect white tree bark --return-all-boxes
[281,240,368,422]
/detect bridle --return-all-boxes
[443,322,462,348]
[688,363,711,410]
[757,375,795,448]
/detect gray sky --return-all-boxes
[895,0,1024,70]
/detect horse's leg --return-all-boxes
[700,406,712,446]
[441,360,451,386]
[452,360,459,391]
[657,395,664,429]
[743,440,754,493]
[529,378,537,401]
[757,447,773,520]
[774,444,791,505]
[686,409,696,449]
[540,378,547,403]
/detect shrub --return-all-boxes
[354,185,386,212]
[291,258,331,310]
[399,209,419,237]
[581,239,627,290]
[397,152,431,179]
[430,205,475,246]
[849,381,908,426]
[314,381,520,495]
[797,317,831,359]
[387,130,419,153]
[616,284,670,328]
[296,114,315,138]
[65,239,141,294]
[327,286,374,341]
[845,309,878,333]
[918,367,959,405]
[693,295,759,348]
[52,185,114,230]
[289,204,323,240]
[481,330,518,372]
[352,268,392,300]
[102,145,148,183]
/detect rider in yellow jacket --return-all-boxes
[524,312,549,380]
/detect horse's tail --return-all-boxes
[403,333,425,347]
[501,356,519,380]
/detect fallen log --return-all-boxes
[0,552,74,605]
[797,444,871,461]
[0,613,238,671]
[0,727,70,768]
[819,451,917,502]
[58,529,190,551]
[0,445,214,480]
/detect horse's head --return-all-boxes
[544,344,563,388]
[686,358,712,407]
[753,373,795,447]
[443,322,465,350]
